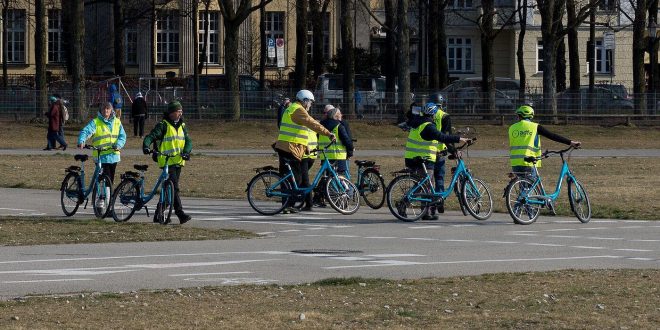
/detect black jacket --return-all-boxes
[131,97,148,117]
[320,118,354,157]
[407,115,460,145]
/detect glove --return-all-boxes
[142,147,151,155]
[181,153,190,161]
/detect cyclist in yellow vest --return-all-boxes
[143,101,193,224]
[300,126,318,211]
[430,94,452,214]
[404,102,468,220]
[274,89,335,214]
[77,102,127,184]
[319,106,354,176]
[509,105,581,176]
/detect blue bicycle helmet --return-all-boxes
[423,102,439,116]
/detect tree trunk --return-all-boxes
[259,0,266,88]
[294,0,308,89]
[649,0,659,114]
[383,0,397,109]
[566,0,580,90]
[396,0,410,119]
[225,22,241,120]
[556,30,566,92]
[428,0,439,90]
[2,5,8,89]
[438,0,449,89]
[309,0,327,77]
[66,0,87,119]
[113,0,126,76]
[516,0,527,105]
[632,0,647,114]
[340,0,355,117]
[480,0,496,115]
[35,0,48,118]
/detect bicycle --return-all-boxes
[385,138,493,222]
[109,150,177,224]
[60,145,114,218]
[246,141,360,215]
[346,160,386,209]
[503,146,591,225]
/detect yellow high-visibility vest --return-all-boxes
[303,128,318,160]
[318,124,347,160]
[405,122,437,162]
[432,109,448,152]
[277,103,308,145]
[509,120,541,167]
[158,120,186,167]
[92,117,120,157]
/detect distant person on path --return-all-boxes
[108,83,123,119]
[77,102,127,184]
[131,92,148,138]
[44,96,68,151]
[143,101,193,224]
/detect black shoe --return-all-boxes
[300,205,313,211]
[282,207,299,214]
[437,201,445,214]
[153,203,162,223]
[43,147,52,151]
[176,211,191,224]
[62,145,67,151]
[422,214,439,220]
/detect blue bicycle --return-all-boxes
[247,141,360,215]
[110,150,176,224]
[385,138,493,222]
[60,145,114,218]
[504,146,591,225]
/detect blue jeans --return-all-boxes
[47,130,67,149]
[330,159,348,176]
[433,156,446,192]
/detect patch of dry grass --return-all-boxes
[0,217,257,246]
[0,269,657,328]
[3,121,660,149]
[0,153,657,220]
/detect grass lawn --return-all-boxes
[0,269,657,328]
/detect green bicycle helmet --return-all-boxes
[516,105,534,119]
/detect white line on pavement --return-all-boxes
[3,278,93,284]
[170,271,252,277]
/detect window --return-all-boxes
[47,10,64,63]
[593,40,612,74]
[306,13,330,64]
[125,25,138,65]
[536,40,544,72]
[599,0,616,11]
[156,11,180,64]
[198,11,220,64]
[448,0,473,9]
[6,10,26,63]
[265,11,284,66]
[447,37,472,73]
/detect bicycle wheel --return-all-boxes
[454,175,469,216]
[359,168,386,209]
[568,178,591,223]
[325,176,360,215]
[60,172,81,216]
[505,177,542,225]
[157,179,174,224]
[246,171,291,215]
[92,175,112,219]
[461,177,493,220]
[111,178,140,222]
[386,175,429,222]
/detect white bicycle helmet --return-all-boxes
[296,89,315,103]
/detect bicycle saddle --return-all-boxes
[65,166,81,172]
[391,168,414,175]
[354,160,375,167]
[254,165,277,172]
[74,154,89,162]
[134,164,149,171]
[410,156,430,165]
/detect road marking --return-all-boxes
[614,248,653,252]
[483,241,519,244]
[547,235,581,239]
[570,246,608,250]
[184,210,216,214]
[527,243,565,247]
[410,226,441,229]
[0,207,40,212]
[126,259,281,269]
[3,278,93,284]
[324,255,622,269]
[586,237,625,240]
[366,254,425,258]
[364,236,397,239]
[197,217,239,221]
[182,277,278,284]
[546,228,576,232]
[170,271,252,277]
[330,257,373,261]
[627,257,655,261]
[278,229,301,233]
[403,237,437,241]
[633,239,660,242]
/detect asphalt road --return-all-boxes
[0,187,658,299]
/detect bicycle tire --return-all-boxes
[505,177,542,225]
[325,176,360,215]
[454,175,469,216]
[60,172,81,216]
[568,178,592,223]
[461,177,493,220]
[158,179,174,224]
[385,175,429,222]
[359,168,386,209]
[111,178,140,222]
[92,174,112,219]
[246,171,291,215]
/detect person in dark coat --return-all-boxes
[44,96,67,151]
[131,92,148,138]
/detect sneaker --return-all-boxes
[176,211,191,224]
[437,201,445,214]
[395,200,407,218]
[282,207,299,214]
[422,214,439,220]
[300,205,313,211]
[153,203,162,223]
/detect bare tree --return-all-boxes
[113,0,126,76]
[309,0,331,77]
[62,0,87,118]
[397,0,410,118]
[516,0,531,104]
[294,0,309,89]
[1,0,19,88]
[340,0,356,117]
[218,0,273,120]
[258,0,266,88]
[632,0,648,113]
[35,0,48,118]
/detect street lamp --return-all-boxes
[649,21,657,114]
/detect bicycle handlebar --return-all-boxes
[309,139,337,155]
[83,145,115,152]
[524,145,579,163]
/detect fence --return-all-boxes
[2,89,659,126]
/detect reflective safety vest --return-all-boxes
[92,117,121,157]
[277,103,309,145]
[432,109,448,152]
[405,122,437,162]
[509,120,541,167]
[158,120,186,167]
[302,128,318,160]
[318,124,347,160]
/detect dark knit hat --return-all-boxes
[167,100,182,113]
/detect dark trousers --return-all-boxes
[47,130,67,149]
[277,150,302,207]
[301,158,315,206]
[101,163,117,184]
[169,165,184,213]
[433,156,446,192]
[133,115,145,137]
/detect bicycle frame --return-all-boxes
[406,157,474,202]
[134,155,173,205]
[519,154,576,206]
[77,146,108,200]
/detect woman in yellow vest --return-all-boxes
[77,102,127,184]
[143,101,193,224]
[509,105,581,177]
[274,89,335,214]
[319,106,354,176]
[430,94,452,214]
[403,102,467,220]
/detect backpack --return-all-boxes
[61,104,69,123]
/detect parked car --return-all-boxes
[556,86,634,114]
[315,74,387,112]
[440,87,515,113]
[442,77,521,99]
[593,83,630,100]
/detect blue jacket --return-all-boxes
[78,112,127,164]
[108,84,123,110]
